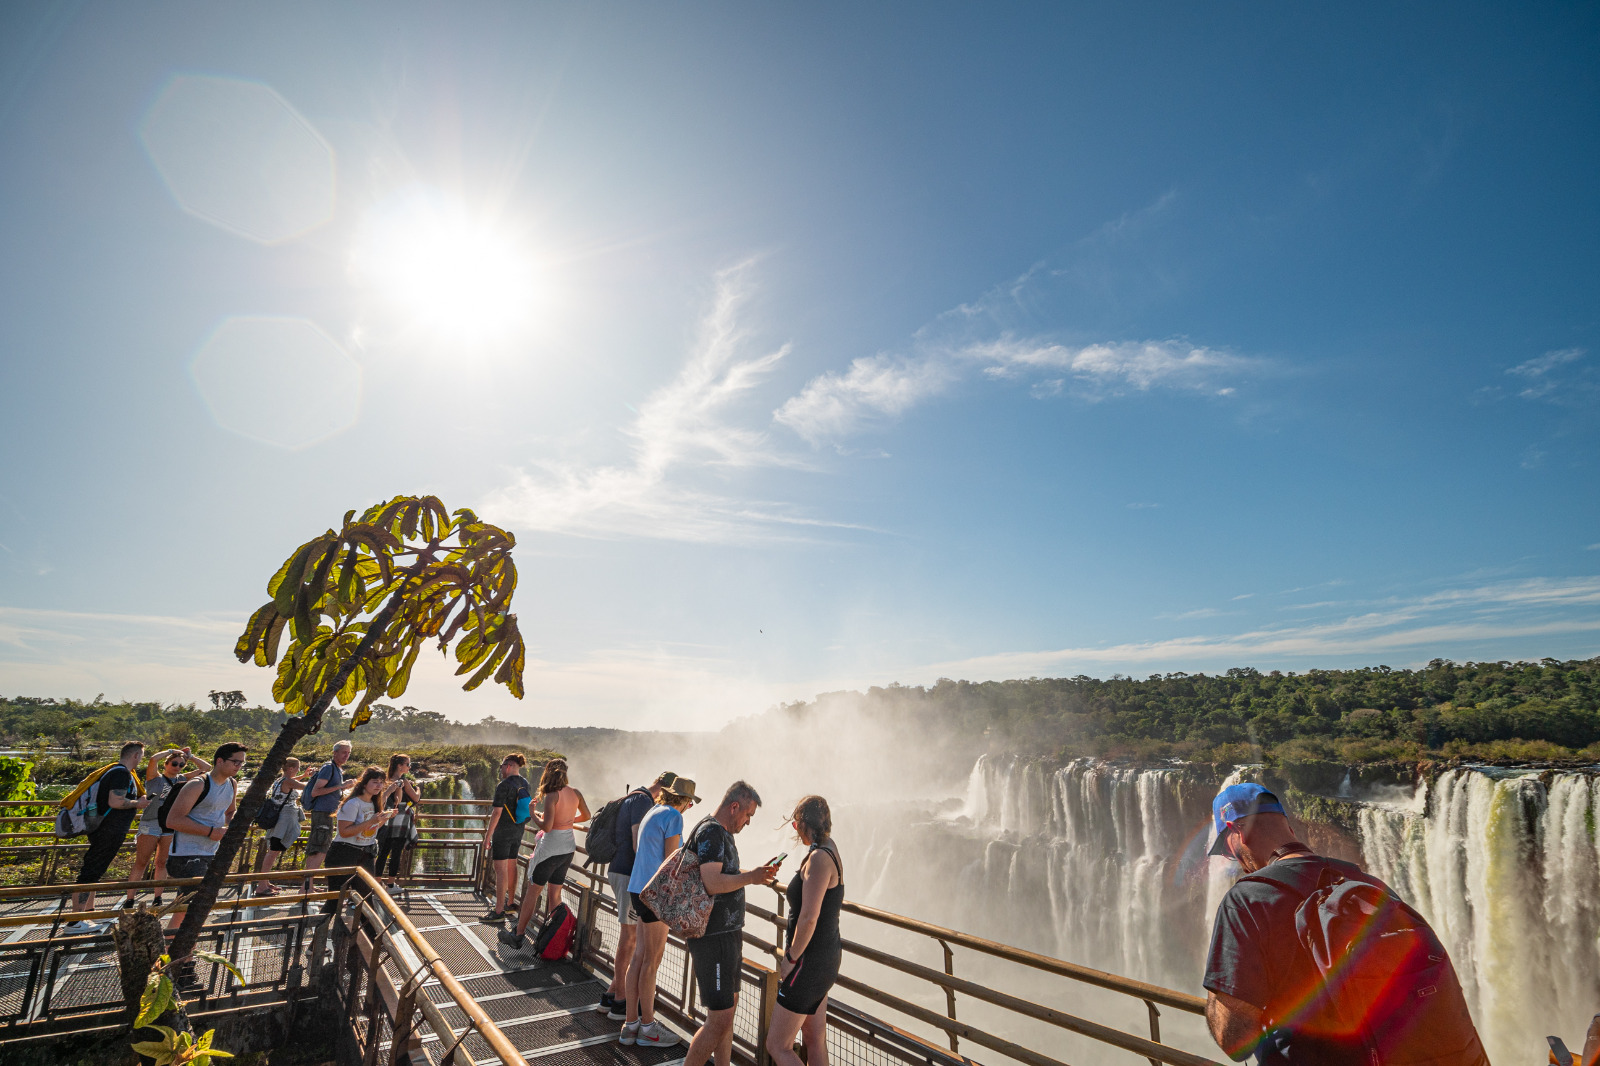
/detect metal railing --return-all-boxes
[329,867,528,1066]
[554,824,1222,1066]
[0,792,487,888]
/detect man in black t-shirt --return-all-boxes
[682,780,781,1066]
[479,753,532,921]
[69,741,149,930]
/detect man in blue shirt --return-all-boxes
[596,771,678,1019]
[302,740,351,874]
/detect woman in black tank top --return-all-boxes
[766,795,845,1066]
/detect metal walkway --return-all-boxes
[399,889,684,1066]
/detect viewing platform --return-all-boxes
[0,796,1221,1066]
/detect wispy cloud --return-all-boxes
[487,263,858,543]
[966,337,1254,397]
[775,334,1260,444]
[1506,347,1586,399]
[916,576,1600,679]
[773,354,956,444]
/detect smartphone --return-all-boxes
[765,853,787,868]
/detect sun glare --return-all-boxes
[355,191,537,344]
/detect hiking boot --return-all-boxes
[635,1022,678,1048]
[119,898,136,910]
[618,1021,640,1046]
[479,909,506,923]
[497,927,525,950]
[595,991,616,1015]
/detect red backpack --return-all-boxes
[1241,859,1485,1066]
[533,902,575,960]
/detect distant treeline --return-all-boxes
[762,657,1600,764]
[0,691,589,778]
[8,656,1599,772]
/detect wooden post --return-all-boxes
[574,881,597,967]
[1144,1000,1162,1066]
[939,938,960,1054]
[754,961,781,1066]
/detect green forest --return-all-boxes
[6,656,1599,779]
[769,656,1600,765]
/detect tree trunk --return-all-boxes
[168,591,408,962]
[113,906,168,1026]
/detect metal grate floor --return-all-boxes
[409,889,687,1066]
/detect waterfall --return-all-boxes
[951,755,1600,1064]
[1358,768,1600,1065]
[959,755,1215,989]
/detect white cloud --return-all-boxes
[965,337,1254,395]
[486,263,858,543]
[914,576,1600,679]
[775,334,1260,444]
[1505,347,1587,400]
[772,354,956,443]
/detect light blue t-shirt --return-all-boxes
[628,804,684,894]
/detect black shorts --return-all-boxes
[687,931,742,1011]
[166,854,213,880]
[490,833,524,861]
[776,942,841,1015]
[527,849,572,886]
[630,891,662,924]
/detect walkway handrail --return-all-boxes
[838,899,1208,1016]
[347,866,529,1066]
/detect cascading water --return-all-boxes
[949,755,1600,1065]
[1359,768,1600,1065]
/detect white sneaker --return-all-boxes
[64,920,100,934]
[618,1021,640,1046]
[635,1022,679,1048]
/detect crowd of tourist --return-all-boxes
[57,736,1496,1066]
[62,740,847,1066]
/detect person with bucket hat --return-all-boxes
[594,771,680,1021]
[617,777,702,1049]
[1202,782,1487,1066]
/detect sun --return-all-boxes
[354,190,537,344]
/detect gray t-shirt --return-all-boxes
[168,774,237,856]
[139,773,180,834]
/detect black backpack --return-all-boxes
[1242,859,1485,1066]
[156,775,211,834]
[253,779,289,830]
[582,787,640,868]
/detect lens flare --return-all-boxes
[354,189,538,344]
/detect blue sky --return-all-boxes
[1,2,1596,729]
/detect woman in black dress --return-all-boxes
[765,795,844,1066]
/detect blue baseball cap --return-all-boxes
[1208,783,1286,856]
